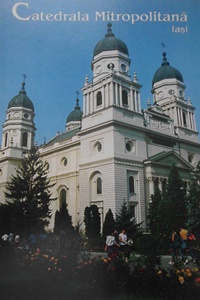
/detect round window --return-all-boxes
[95,142,102,152]
[126,140,135,153]
[61,157,68,166]
[121,64,127,72]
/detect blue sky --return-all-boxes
[0,0,199,145]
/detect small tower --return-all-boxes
[151,52,197,137]
[0,77,36,204]
[66,93,83,131]
[82,22,142,121]
[1,76,36,158]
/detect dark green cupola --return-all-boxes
[67,98,83,123]
[8,81,34,111]
[152,52,183,86]
[93,22,129,57]
[8,81,34,112]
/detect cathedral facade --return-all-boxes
[0,23,200,231]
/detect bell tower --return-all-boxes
[0,77,36,204]
[151,52,197,139]
[1,76,36,158]
[82,22,142,124]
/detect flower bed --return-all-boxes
[1,240,200,300]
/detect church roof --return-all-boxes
[93,22,129,57]
[152,52,183,86]
[42,127,81,148]
[8,81,34,111]
[66,98,83,123]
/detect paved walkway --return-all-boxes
[89,251,197,270]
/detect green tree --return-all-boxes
[4,148,56,235]
[147,187,162,237]
[54,210,60,235]
[54,203,74,235]
[164,164,187,231]
[84,204,101,239]
[90,205,101,239]
[102,208,116,238]
[115,201,143,240]
[186,161,200,235]
[84,206,92,239]
[0,204,11,236]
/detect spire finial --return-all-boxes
[20,74,27,94]
[105,22,115,37]
[76,90,79,99]
[75,91,80,110]
[22,74,27,83]
[161,52,170,66]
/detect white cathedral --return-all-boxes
[0,23,200,231]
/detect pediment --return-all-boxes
[144,150,193,170]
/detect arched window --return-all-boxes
[59,189,67,209]
[22,132,28,147]
[97,91,102,106]
[4,132,8,147]
[129,176,135,193]
[97,177,102,194]
[122,90,128,106]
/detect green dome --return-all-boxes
[93,22,129,57]
[152,52,183,86]
[8,82,34,111]
[67,99,83,123]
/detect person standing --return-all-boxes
[1,233,9,247]
[169,228,188,265]
[105,231,119,257]
[180,227,188,249]
[119,229,128,253]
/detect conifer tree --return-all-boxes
[0,204,12,236]
[90,204,101,239]
[186,161,200,235]
[164,164,187,231]
[54,203,74,234]
[54,210,60,235]
[84,204,100,239]
[147,187,162,237]
[4,147,55,235]
[115,201,143,240]
[102,208,116,238]
[84,206,92,238]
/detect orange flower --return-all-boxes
[178,276,185,284]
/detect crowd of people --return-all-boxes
[1,227,198,267]
[0,231,48,254]
[104,227,198,266]
[1,232,20,247]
